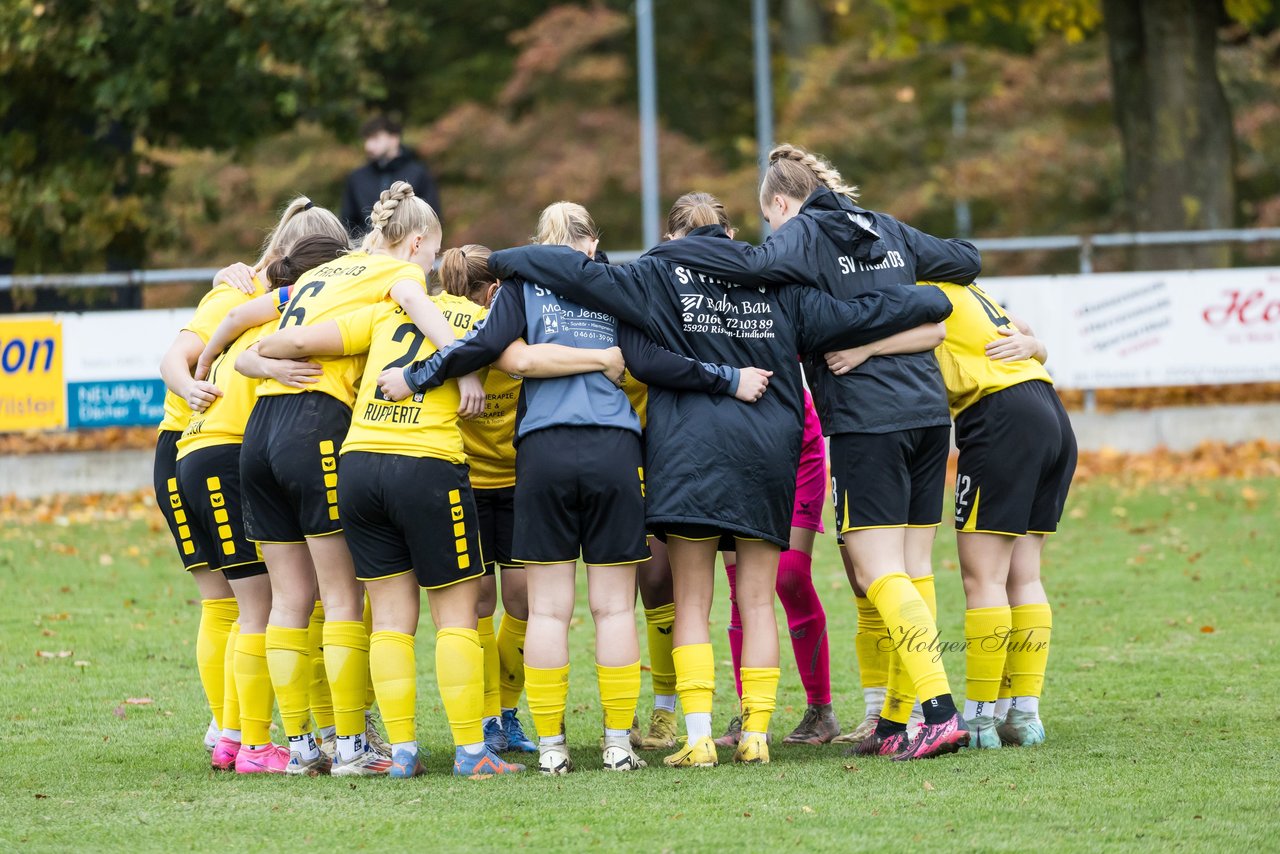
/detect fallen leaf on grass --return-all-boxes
[801,805,815,814]
[74,660,90,667]
[843,764,859,772]
[112,705,126,718]
[35,650,72,659]
[124,697,153,705]
[98,554,114,566]
[40,629,56,637]
[923,781,936,792]
[34,794,47,800]
[1200,626,1215,634]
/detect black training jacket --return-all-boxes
[488,228,953,546]
[646,187,981,435]
[339,147,443,235]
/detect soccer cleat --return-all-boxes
[536,742,573,776]
[602,736,647,771]
[389,747,427,778]
[211,736,242,771]
[892,713,969,761]
[638,708,678,750]
[235,743,289,774]
[663,736,719,768]
[783,703,841,745]
[501,709,537,753]
[365,712,392,759]
[629,714,642,749]
[964,714,1002,750]
[484,717,510,753]
[997,709,1046,747]
[331,748,394,777]
[455,746,526,777]
[285,750,332,776]
[733,732,770,765]
[713,715,742,748]
[204,718,220,753]
[907,706,925,740]
[318,735,336,762]
[848,730,909,757]
[832,713,879,745]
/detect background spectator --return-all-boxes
[339,114,442,236]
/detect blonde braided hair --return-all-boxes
[761,143,860,207]
[360,180,441,252]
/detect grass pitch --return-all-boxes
[1,477,1276,852]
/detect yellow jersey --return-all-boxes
[158,280,262,432]
[336,298,466,462]
[176,320,274,459]
[622,375,648,429]
[925,281,1053,419]
[432,292,521,489]
[257,253,427,406]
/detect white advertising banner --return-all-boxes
[979,267,1280,390]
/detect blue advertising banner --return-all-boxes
[66,379,167,429]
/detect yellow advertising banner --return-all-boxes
[0,317,65,431]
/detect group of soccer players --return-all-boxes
[155,142,1076,779]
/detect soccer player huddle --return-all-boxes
[155,142,1077,779]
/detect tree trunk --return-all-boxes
[1102,0,1235,269]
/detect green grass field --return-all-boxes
[1,476,1276,852]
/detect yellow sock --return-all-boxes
[854,595,889,690]
[236,631,275,746]
[436,628,484,746]
[739,666,780,733]
[265,624,312,737]
[369,630,416,744]
[322,620,370,738]
[363,594,376,711]
[496,615,527,709]
[672,643,715,715]
[525,663,570,740]
[222,622,241,732]
[197,598,238,730]
[308,602,334,731]
[913,574,938,620]
[643,603,677,696]
[867,572,951,703]
[477,616,501,719]
[1008,603,1053,698]
[880,651,914,724]
[597,661,641,731]
[965,606,1012,713]
[999,658,1013,701]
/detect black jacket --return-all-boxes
[646,187,981,435]
[339,147,442,235]
[488,230,953,546]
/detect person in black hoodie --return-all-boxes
[644,145,981,761]
[487,192,956,766]
[339,115,442,236]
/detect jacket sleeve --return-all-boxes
[646,223,813,288]
[789,284,954,355]
[339,172,363,235]
[896,219,981,284]
[403,283,525,392]
[488,245,651,327]
[617,323,739,396]
[412,160,442,223]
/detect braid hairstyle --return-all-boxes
[255,196,349,269]
[761,143,860,207]
[262,235,350,292]
[360,180,441,253]
[438,244,495,302]
[665,192,733,239]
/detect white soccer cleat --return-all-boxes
[602,736,647,771]
[538,742,573,776]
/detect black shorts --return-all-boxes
[240,393,351,543]
[512,426,649,566]
[953,380,1077,536]
[829,425,950,533]
[474,486,516,574]
[663,524,764,552]
[154,430,210,571]
[175,444,268,580]
[337,451,486,588]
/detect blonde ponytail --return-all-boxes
[360,180,441,253]
[665,192,733,239]
[255,196,349,268]
[761,143,860,207]
[533,201,599,247]
[438,244,495,301]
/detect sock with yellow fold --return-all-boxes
[644,604,677,710]
[362,595,377,712]
[597,661,641,736]
[220,621,241,739]
[1008,603,1052,716]
[266,624,315,756]
[370,630,417,749]
[867,572,955,725]
[235,631,274,747]
[673,643,715,741]
[878,575,937,732]
[477,616,501,723]
[739,666,780,736]
[197,597,238,730]
[854,595,889,717]
[307,602,335,738]
[496,615,528,710]
[525,662,570,743]
[964,605,1012,720]
[323,620,370,761]
[435,628,485,749]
